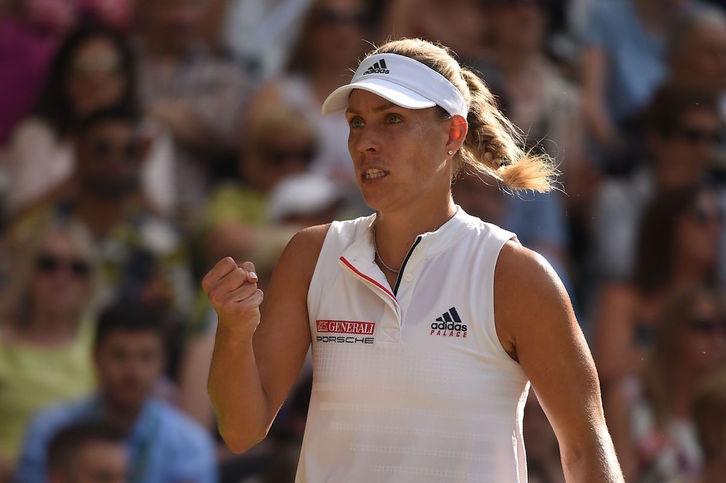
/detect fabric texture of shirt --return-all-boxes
[0,321,94,462]
[298,207,530,482]
[15,396,217,483]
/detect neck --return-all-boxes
[670,364,698,418]
[102,397,145,434]
[670,258,710,291]
[24,309,79,342]
[74,191,133,238]
[373,196,457,270]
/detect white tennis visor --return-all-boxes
[321,53,468,118]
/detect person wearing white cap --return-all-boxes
[202,38,623,482]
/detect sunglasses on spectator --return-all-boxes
[688,317,726,335]
[674,126,724,145]
[688,205,723,225]
[91,138,143,163]
[35,254,91,278]
[264,147,315,166]
[316,8,367,26]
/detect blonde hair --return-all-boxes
[0,216,99,326]
[373,38,556,193]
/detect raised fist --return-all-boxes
[202,258,263,336]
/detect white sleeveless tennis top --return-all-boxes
[297,207,530,483]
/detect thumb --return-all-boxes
[239,261,258,283]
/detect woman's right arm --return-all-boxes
[203,224,328,453]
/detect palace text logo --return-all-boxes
[430,307,467,338]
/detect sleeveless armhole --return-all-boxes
[481,224,522,366]
[306,221,342,325]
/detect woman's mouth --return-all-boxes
[362,168,388,181]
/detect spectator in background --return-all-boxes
[0,0,135,144]
[135,0,252,220]
[605,284,726,482]
[46,421,128,483]
[594,184,722,387]
[16,301,217,483]
[1,23,175,216]
[692,368,726,483]
[380,0,487,62]
[667,6,726,181]
[197,99,320,272]
[668,6,726,105]
[478,0,589,204]
[246,0,371,199]
[221,0,315,80]
[592,83,722,283]
[581,0,694,172]
[0,218,98,479]
[8,106,193,317]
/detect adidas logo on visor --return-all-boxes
[362,59,389,75]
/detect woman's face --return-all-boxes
[308,0,368,70]
[676,21,726,91]
[30,233,92,318]
[487,1,547,54]
[653,108,722,186]
[679,294,726,373]
[675,190,722,268]
[346,89,455,213]
[66,37,127,117]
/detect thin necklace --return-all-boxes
[373,224,401,273]
[375,246,400,273]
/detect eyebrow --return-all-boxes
[345,101,399,115]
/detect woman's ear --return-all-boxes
[446,115,468,153]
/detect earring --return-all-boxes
[447,149,454,155]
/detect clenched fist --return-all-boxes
[202,257,264,336]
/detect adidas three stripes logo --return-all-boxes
[430,307,468,337]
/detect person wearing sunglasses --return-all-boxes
[606,284,726,482]
[8,105,193,324]
[1,23,176,217]
[245,0,372,206]
[0,217,98,479]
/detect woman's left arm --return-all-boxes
[494,241,624,483]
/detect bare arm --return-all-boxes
[495,242,623,482]
[204,225,328,453]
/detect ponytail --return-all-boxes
[374,38,557,193]
[458,68,556,193]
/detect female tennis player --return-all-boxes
[203,38,623,482]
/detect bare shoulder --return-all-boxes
[495,241,569,309]
[265,223,331,294]
[279,224,330,269]
[494,241,575,358]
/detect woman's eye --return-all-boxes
[349,117,364,128]
[385,113,402,124]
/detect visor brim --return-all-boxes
[321,78,437,115]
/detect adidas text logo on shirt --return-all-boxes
[430,307,468,338]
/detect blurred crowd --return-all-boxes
[2,0,726,482]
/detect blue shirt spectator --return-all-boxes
[584,0,667,124]
[16,396,216,483]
